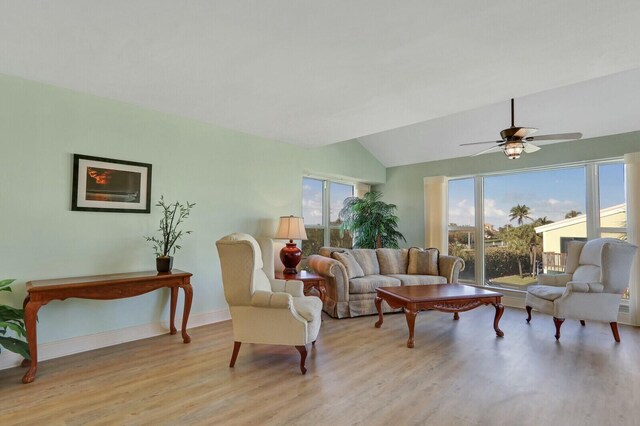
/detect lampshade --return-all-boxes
[275,216,308,241]
[503,141,524,160]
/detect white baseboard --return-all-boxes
[0,308,230,371]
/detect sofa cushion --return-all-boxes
[407,247,439,276]
[527,285,565,301]
[377,248,409,274]
[351,249,380,275]
[349,275,401,294]
[332,251,365,279]
[387,274,447,286]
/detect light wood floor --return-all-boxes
[2,307,640,426]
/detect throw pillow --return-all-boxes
[408,247,439,276]
[332,251,365,279]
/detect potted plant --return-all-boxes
[145,196,196,272]
[339,190,406,249]
[0,279,30,360]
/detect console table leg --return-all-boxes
[181,284,193,344]
[22,300,42,384]
[404,307,417,348]
[374,296,384,328]
[492,303,505,337]
[169,287,178,335]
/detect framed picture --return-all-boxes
[72,154,152,213]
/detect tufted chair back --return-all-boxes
[216,233,272,306]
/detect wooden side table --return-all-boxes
[274,270,326,301]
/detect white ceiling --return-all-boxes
[1,1,640,166]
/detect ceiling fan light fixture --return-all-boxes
[503,141,524,159]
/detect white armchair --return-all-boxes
[526,238,637,341]
[216,233,322,374]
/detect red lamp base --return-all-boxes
[280,241,302,274]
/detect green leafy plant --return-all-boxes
[145,196,196,257]
[0,279,30,359]
[339,191,406,249]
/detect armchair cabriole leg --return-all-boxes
[526,306,532,323]
[610,322,621,342]
[229,341,242,368]
[553,317,564,340]
[580,320,586,326]
[295,345,308,375]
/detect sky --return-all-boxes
[449,163,625,228]
[302,178,353,226]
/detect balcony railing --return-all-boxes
[542,252,567,273]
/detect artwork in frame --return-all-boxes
[72,154,152,213]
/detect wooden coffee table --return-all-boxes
[374,284,504,348]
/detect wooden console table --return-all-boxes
[21,270,193,384]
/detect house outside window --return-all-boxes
[302,177,354,257]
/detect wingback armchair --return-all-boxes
[216,233,322,374]
[525,238,637,341]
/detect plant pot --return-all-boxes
[156,256,174,273]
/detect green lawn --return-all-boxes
[489,275,537,287]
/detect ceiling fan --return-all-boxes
[460,98,582,159]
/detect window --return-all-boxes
[448,178,476,282]
[302,178,354,257]
[598,162,629,298]
[483,167,586,290]
[447,160,628,301]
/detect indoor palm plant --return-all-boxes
[145,196,196,272]
[0,279,29,360]
[339,191,406,249]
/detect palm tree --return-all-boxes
[339,191,406,249]
[509,204,533,225]
[565,210,582,219]
[533,216,553,226]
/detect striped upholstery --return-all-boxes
[387,274,446,286]
[332,251,365,279]
[408,247,439,276]
[377,248,409,274]
[349,275,401,294]
[351,249,380,275]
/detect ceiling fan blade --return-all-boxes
[471,144,503,156]
[512,127,538,138]
[525,132,583,142]
[460,140,502,147]
[523,143,541,153]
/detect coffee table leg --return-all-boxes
[405,308,417,348]
[492,303,505,337]
[453,312,459,321]
[374,296,384,328]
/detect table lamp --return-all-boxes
[275,215,308,274]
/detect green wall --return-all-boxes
[375,132,640,247]
[0,73,385,344]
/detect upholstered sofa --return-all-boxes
[308,247,465,318]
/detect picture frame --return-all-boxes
[72,154,152,213]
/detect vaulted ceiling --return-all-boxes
[2,1,639,166]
